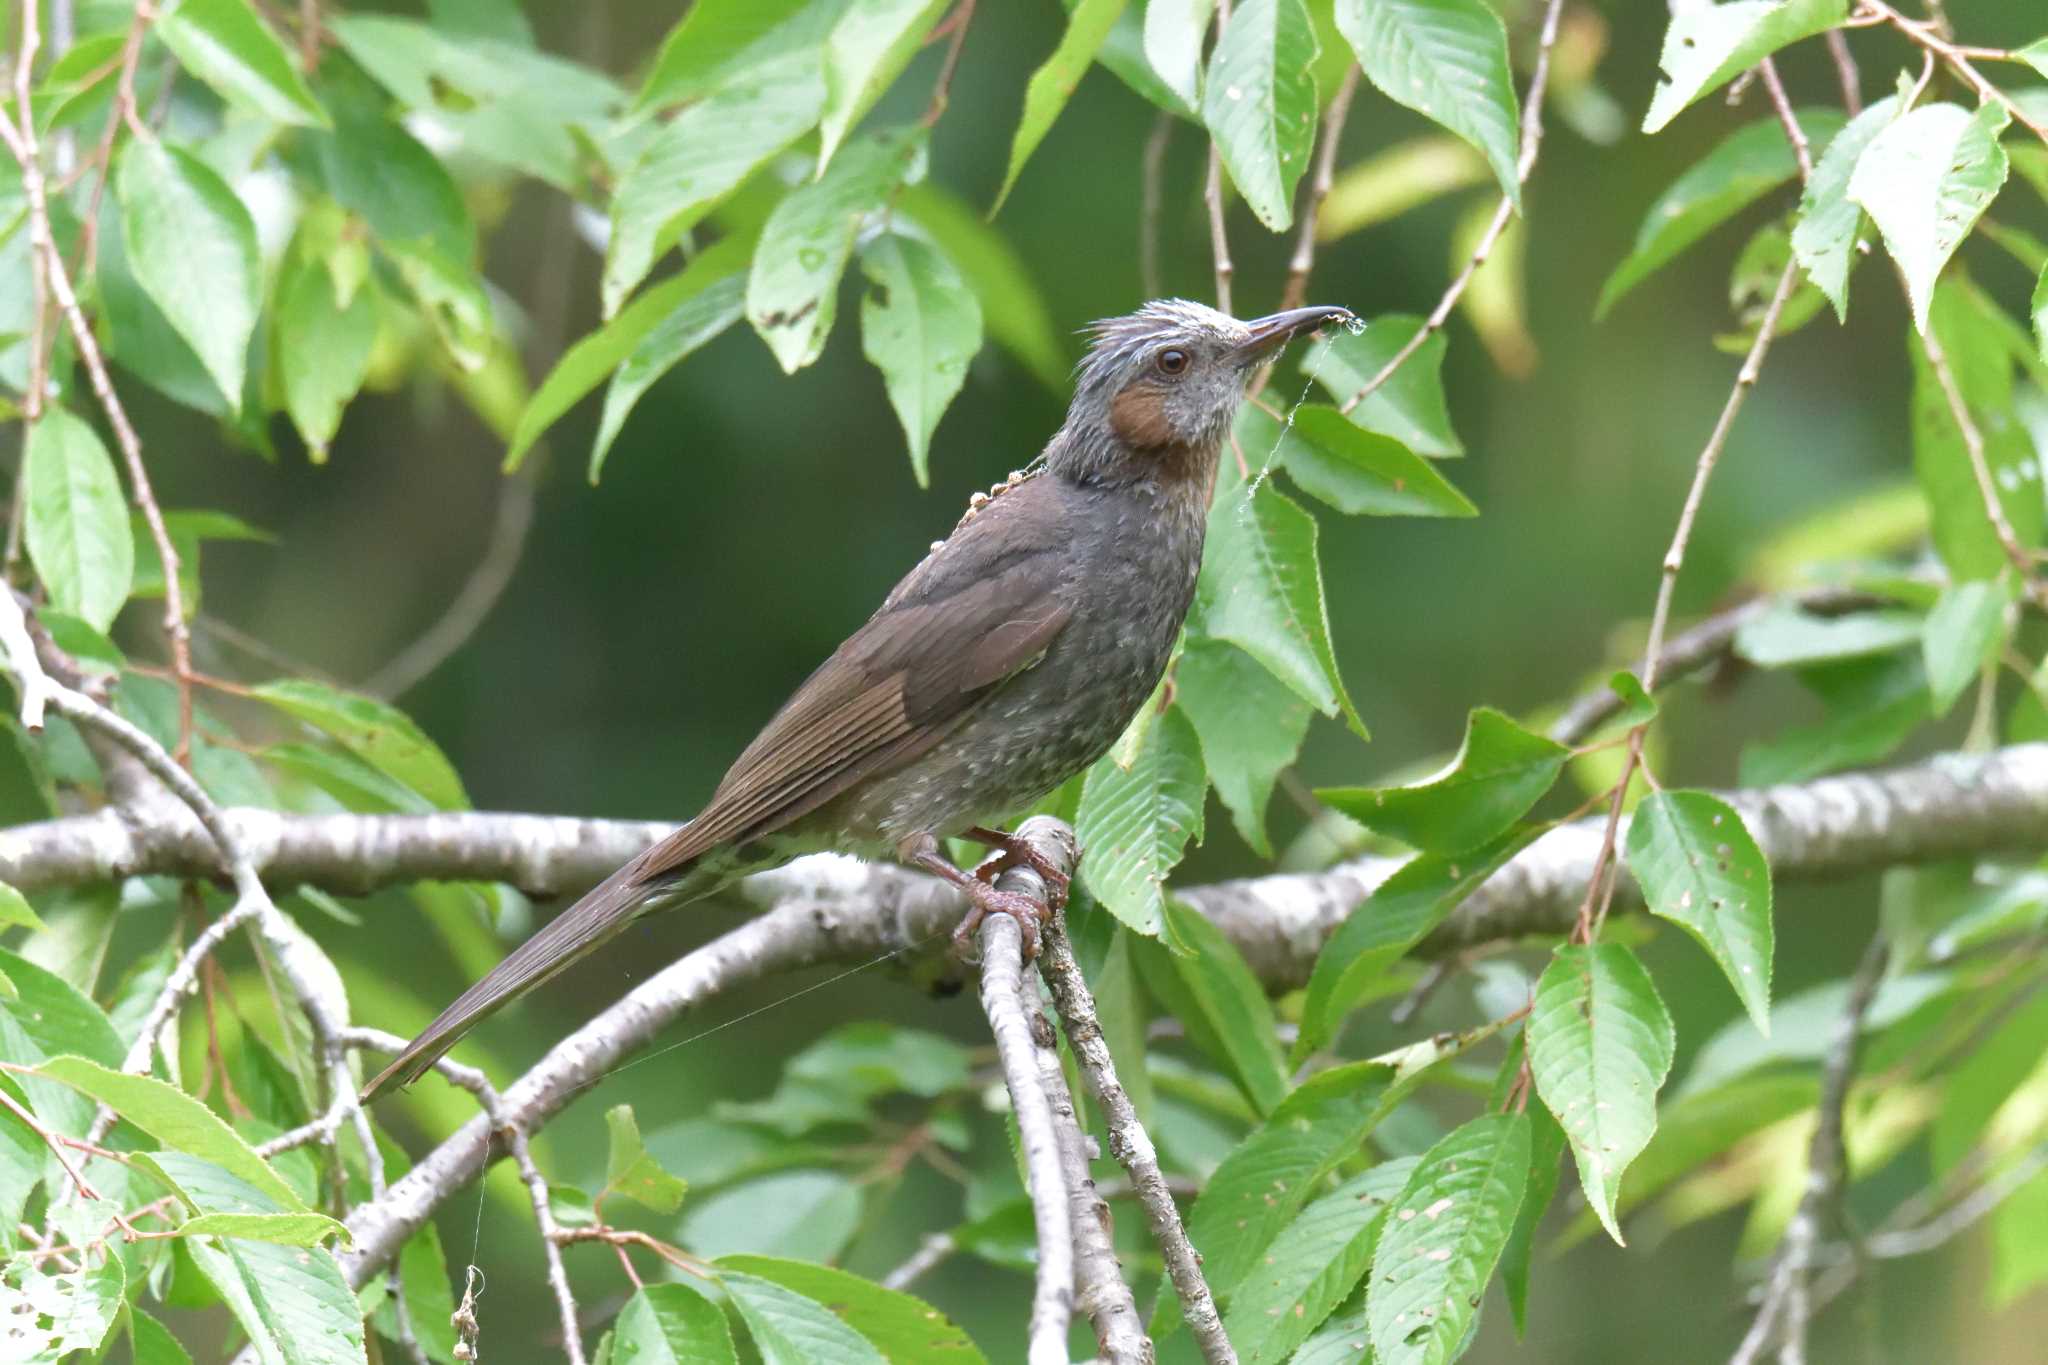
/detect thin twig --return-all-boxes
[1861,1140,2048,1260]
[1247,63,1361,401]
[1825,30,1862,116]
[1858,1,2048,145]
[1040,916,1233,1363]
[1919,327,2048,608]
[919,0,976,127]
[1139,111,1173,301]
[63,0,149,289]
[1205,0,1234,316]
[1757,59,1812,180]
[883,1231,956,1291]
[0,1085,103,1203]
[1340,0,1565,415]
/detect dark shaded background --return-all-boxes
[117,0,2048,1358]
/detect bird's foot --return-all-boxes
[950,882,1052,960]
[965,825,1072,910]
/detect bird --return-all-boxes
[361,298,1354,1100]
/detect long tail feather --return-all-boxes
[361,862,669,1100]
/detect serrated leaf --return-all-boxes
[716,1256,986,1362]
[1173,639,1312,855]
[116,139,260,410]
[1599,114,1842,317]
[24,408,134,632]
[593,273,748,483]
[634,0,840,111]
[1336,0,1520,207]
[1294,825,1541,1064]
[1074,704,1206,937]
[858,233,982,486]
[276,258,376,460]
[1922,576,2011,712]
[1201,0,1317,231]
[1320,707,1565,854]
[1848,101,2010,333]
[1626,790,1775,1033]
[1258,403,1476,517]
[0,948,123,1143]
[2,1250,124,1360]
[818,0,949,168]
[605,50,826,317]
[1641,0,1848,135]
[681,1170,862,1261]
[994,0,1129,213]
[897,182,1068,390]
[1301,315,1462,455]
[602,1104,688,1214]
[1193,447,1363,734]
[1143,0,1213,109]
[721,1270,888,1365]
[250,679,467,810]
[182,1216,365,1365]
[508,235,751,472]
[613,1283,738,1365]
[128,1309,196,1365]
[1490,1035,1563,1335]
[1792,93,1902,318]
[1224,1160,1414,1363]
[1527,943,1675,1244]
[157,0,329,127]
[178,1211,350,1246]
[303,105,474,263]
[1132,900,1289,1113]
[749,127,926,372]
[1367,1113,1529,1365]
[34,1060,307,1210]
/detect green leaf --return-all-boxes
[23,408,135,632]
[508,234,751,472]
[897,183,1068,389]
[1930,982,2048,1177]
[605,50,827,317]
[301,106,474,263]
[680,1170,862,1261]
[858,233,983,486]
[1074,704,1206,938]
[1625,790,1775,1034]
[1173,639,1312,856]
[1143,0,1214,109]
[1599,114,1843,317]
[157,0,329,127]
[275,257,376,460]
[1265,404,1476,517]
[1,1250,125,1361]
[1527,943,1675,1244]
[1301,315,1462,455]
[603,1104,688,1214]
[1200,0,1317,231]
[993,0,1129,213]
[818,0,950,168]
[0,946,125,1146]
[1489,1035,1563,1335]
[250,679,467,810]
[1367,1113,1530,1365]
[178,1211,350,1246]
[720,1270,889,1365]
[33,1058,307,1210]
[1132,900,1289,1115]
[1606,671,1658,729]
[1739,652,1929,786]
[613,1283,738,1365]
[635,0,841,111]
[785,1021,973,1101]
[716,1256,987,1363]
[593,274,748,483]
[1641,0,1848,135]
[0,882,43,933]
[1732,600,1924,667]
[1791,93,1902,318]
[116,140,261,410]
[1922,577,2011,713]
[748,127,927,372]
[1848,101,2010,333]
[1193,444,1363,734]
[1223,1160,1414,1363]
[181,1205,365,1365]
[1992,1166,2048,1307]
[128,1309,196,1365]
[1319,707,1565,854]
[1336,0,1520,208]
[1293,825,1541,1064]
[2034,258,2048,364]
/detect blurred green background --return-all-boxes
[112,0,2048,1358]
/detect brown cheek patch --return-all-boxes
[1111,384,1179,450]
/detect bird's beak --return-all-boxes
[1233,305,1356,365]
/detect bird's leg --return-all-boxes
[898,833,1052,959]
[962,824,1073,911]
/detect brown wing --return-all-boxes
[362,490,1071,1099]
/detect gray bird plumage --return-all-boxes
[362,298,1352,1100]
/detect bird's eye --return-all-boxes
[1156,348,1189,376]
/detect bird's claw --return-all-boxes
[971,842,1072,911]
[952,885,1052,961]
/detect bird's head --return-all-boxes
[1048,299,1354,487]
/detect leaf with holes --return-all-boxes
[1300,315,1462,455]
[993,0,1130,212]
[1791,93,1902,318]
[1527,944,1675,1244]
[23,409,133,633]
[1600,113,1843,317]
[1626,791,1775,1034]
[1319,708,1565,854]
[1201,0,1317,231]
[1074,705,1206,938]
[1225,1160,1415,1363]
[1848,101,2010,333]
[1367,1113,1530,1365]
[1336,0,1520,207]
[859,233,983,487]
[1641,0,1848,135]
